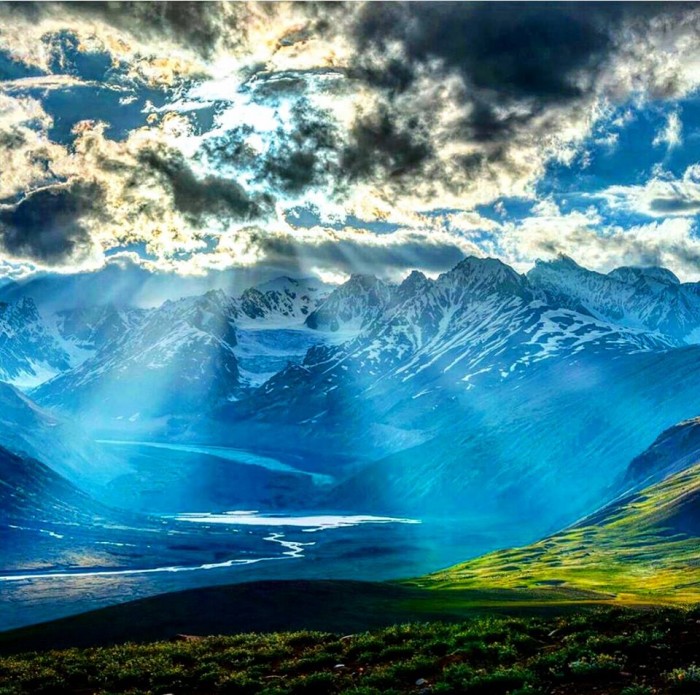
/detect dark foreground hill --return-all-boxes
[0,580,606,655]
[2,607,700,694]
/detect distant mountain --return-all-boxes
[213,256,700,538]
[33,290,241,426]
[0,298,72,388]
[0,298,145,389]
[528,255,700,343]
[0,382,127,491]
[421,429,700,604]
[0,260,334,313]
[238,256,677,433]
[235,278,329,327]
[29,278,332,425]
[305,274,393,332]
[55,304,146,353]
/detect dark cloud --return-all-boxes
[204,91,431,199]
[244,227,468,278]
[337,2,624,188]
[4,1,228,61]
[338,2,697,193]
[135,146,273,223]
[6,2,335,66]
[352,3,622,99]
[648,198,700,215]
[0,181,102,264]
[341,105,432,183]
[257,101,339,195]
[203,98,342,197]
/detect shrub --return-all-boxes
[665,664,700,692]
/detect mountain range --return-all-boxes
[3,254,700,542]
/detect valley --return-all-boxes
[2,254,700,639]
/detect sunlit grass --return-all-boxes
[413,463,700,604]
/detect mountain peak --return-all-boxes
[400,269,429,288]
[253,276,330,295]
[347,273,383,286]
[609,266,681,287]
[444,256,526,295]
[533,254,584,272]
[394,270,431,303]
[305,274,392,332]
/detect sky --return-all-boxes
[1,1,700,288]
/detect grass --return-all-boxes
[412,463,700,605]
[2,607,700,694]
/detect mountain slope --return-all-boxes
[211,257,700,537]
[0,444,141,580]
[0,382,126,490]
[623,417,700,489]
[528,255,700,343]
[305,274,393,333]
[0,298,73,388]
[239,257,674,428]
[419,427,700,603]
[0,446,108,526]
[33,291,242,426]
[54,304,145,353]
[238,276,330,325]
[30,278,332,425]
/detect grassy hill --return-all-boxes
[2,608,700,694]
[413,462,700,604]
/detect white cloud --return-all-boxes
[596,164,700,218]
[492,200,700,282]
[0,94,67,200]
[2,4,700,280]
[653,111,682,149]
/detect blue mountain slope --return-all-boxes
[207,257,700,538]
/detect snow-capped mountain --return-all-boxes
[216,256,700,536]
[238,276,331,325]
[33,290,241,425]
[305,274,393,333]
[0,298,72,388]
[29,277,334,424]
[528,255,700,343]
[250,256,675,422]
[0,299,144,389]
[54,304,146,352]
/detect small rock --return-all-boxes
[172,634,202,642]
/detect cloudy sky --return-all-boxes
[1,1,700,288]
